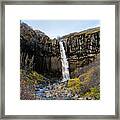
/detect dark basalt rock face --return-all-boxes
[20,22,62,80]
[20,22,100,80]
[61,27,100,78]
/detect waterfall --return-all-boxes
[59,40,70,82]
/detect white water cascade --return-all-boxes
[59,40,70,82]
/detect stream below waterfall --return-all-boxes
[35,40,90,100]
[35,40,73,100]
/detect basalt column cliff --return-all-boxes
[20,22,100,81]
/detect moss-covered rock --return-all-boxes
[84,87,100,100]
[20,69,46,100]
[67,78,81,95]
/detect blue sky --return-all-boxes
[21,20,100,39]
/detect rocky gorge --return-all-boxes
[20,22,100,100]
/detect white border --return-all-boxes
[5,5,115,115]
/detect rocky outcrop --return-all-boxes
[61,27,100,78]
[20,23,62,79]
[20,22,100,79]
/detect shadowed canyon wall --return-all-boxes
[20,22,100,80]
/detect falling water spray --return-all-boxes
[59,38,70,82]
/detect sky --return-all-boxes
[21,20,100,39]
